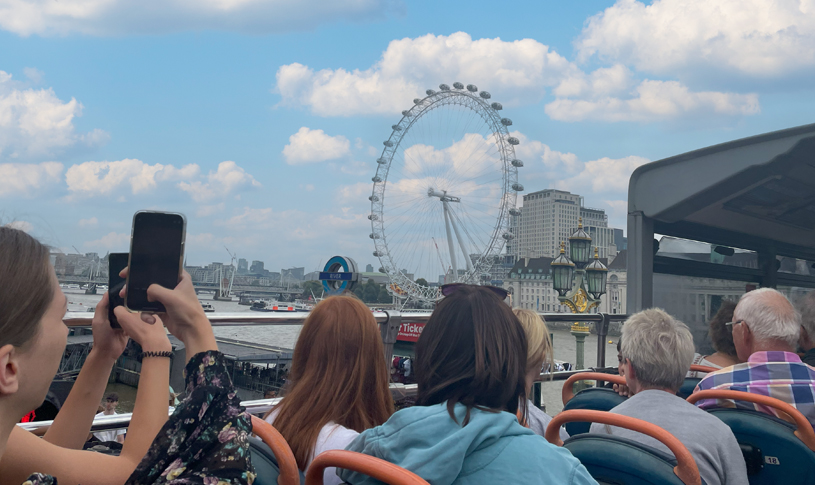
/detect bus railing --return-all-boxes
[19,366,620,435]
[63,311,627,370]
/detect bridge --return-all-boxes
[58,277,303,297]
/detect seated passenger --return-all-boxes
[688,300,740,377]
[339,285,596,485]
[0,226,254,485]
[512,309,568,441]
[798,290,815,366]
[265,296,393,485]
[693,288,815,427]
[591,308,747,485]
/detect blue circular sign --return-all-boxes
[320,256,359,294]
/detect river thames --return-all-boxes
[65,288,617,414]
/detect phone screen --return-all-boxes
[108,252,129,327]
[126,212,186,312]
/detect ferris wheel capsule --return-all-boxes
[372,176,382,182]
[453,82,464,89]
[509,208,521,216]
[377,157,387,164]
[369,195,379,202]
[502,233,515,241]
[368,214,378,220]
[392,125,403,131]
[439,84,450,91]
[373,251,382,257]
[402,110,413,117]
[511,159,524,167]
[383,140,393,147]
[466,84,478,92]
[491,102,503,110]
[480,91,491,99]
[512,183,524,191]
[426,89,436,95]
[413,98,422,105]
[507,137,520,145]
[369,233,380,239]
[501,118,512,126]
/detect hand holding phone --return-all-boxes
[125,211,186,313]
[108,252,129,328]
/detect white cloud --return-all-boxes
[0,71,107,160]
[556,155,650,194]
[0,0,395,36]
[282,127,351,165]
[0,161,63,196]
[545,79,759,122]
[3,220,33,232]
[276,32,578,116]
[23,67,43,84]
[178,161,260,203]
[84,231,129,250]
[577,0,815,77]
[65,158,199,197]
[78,216,98,227]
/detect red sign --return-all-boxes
[397,322,425,342]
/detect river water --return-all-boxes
[64,289,617,414]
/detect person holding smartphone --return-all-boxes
[0,226,254,485]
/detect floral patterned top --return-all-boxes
[22,351,256,485]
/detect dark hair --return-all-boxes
[105,392,120,402]
[415,285,528,425]
[0,226,54,348]
[709,300,738,357]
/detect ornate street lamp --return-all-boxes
[555,222,608,314]
[551,242,575,297]
[568,218,592,269]
[585,247,609,300]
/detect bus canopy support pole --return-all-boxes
[627,211,654,313]
[596,313,610,368]
[381,311,402,371]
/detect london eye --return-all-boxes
[369,83,523,303]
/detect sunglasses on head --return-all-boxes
[440,283,509,300]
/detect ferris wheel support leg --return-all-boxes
[443,201,459,281]
[448,207,474,274]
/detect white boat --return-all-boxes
[200,301,215,312]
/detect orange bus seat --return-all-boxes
[688,390,815,484]
[305,450,429,485]
[561,372,627,435]
[250,415,301,485]
[545,409,701,485]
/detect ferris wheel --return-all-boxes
[369,83,523,303]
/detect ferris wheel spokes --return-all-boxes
[428,187,473,282]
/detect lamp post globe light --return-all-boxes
[555,218,609,314]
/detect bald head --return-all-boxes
[734,288,800,353]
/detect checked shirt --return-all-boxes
[694,351,815,428]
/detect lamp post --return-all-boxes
[552,218,609,371]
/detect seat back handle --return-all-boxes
[687,389,815,451]
[562,372,627,405]
[305,450,429,485]
[689,365,719,374]
[545,409,701,485]
[250,415,300,485]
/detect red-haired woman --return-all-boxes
[265,295,394,485]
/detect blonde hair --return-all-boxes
[513,309,554,377]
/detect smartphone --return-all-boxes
[125,211,186,312]
[108,252,129,328]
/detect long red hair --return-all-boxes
[266,295,394,469]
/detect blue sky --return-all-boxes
[2,0,814,278]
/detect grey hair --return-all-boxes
[798,290,815,341]
[735,288,800,349]
[621,308,695,391]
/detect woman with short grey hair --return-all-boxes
[591,308,747,485]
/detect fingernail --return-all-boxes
[141,313,156,324]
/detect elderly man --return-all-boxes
[694,287,815,427]
[591,309,747,485]
[798,290,815,366]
